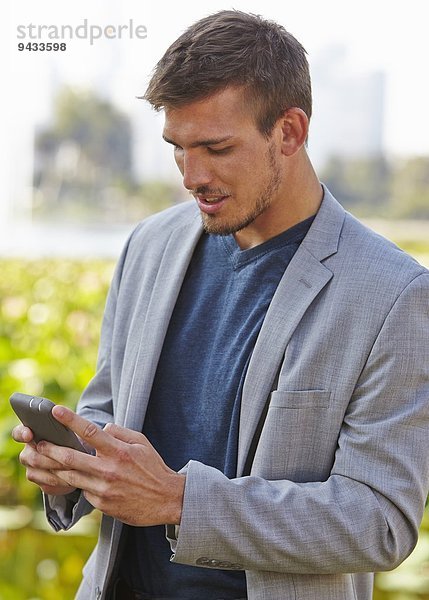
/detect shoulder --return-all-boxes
[122,200,201,258]
[311,188,429,321]
[109,201,201,285]
[131,200,200,242]
[341,211,427,283]
[317,187,428,289]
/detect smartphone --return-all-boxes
[10,392,88,452]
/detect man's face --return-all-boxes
[163,87,285,248]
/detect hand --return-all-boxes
[12,424,77,496]
[36,406,186,526]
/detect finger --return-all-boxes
[20,444,64,470]
[55,468,100,493]
[12,424,34,444]
[103,423,150,446]
[36,440,98,476]
[51,406,120,454]
[41,483,77,496]
[37,441,107,494]
[27,466,76,492]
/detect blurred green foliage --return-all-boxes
[0,259,113,599]
[1,238,429,598]
[0,259,114,507]
[0,522,98,600]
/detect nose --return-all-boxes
[181,151,212,191]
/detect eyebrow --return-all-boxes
[162,134,234,148]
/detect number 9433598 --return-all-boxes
[18,42,67,51]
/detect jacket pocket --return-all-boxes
[270,389,331,409]
[251,390,334,480]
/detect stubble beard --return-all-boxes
[200,143,282,236]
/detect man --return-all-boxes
[13,10,429,600]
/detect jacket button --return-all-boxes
[196,557,241,569]
[95,586,101,599]
[196,557,226,567]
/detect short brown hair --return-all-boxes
[143,10,312,136]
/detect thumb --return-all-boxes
[103,423,149,446]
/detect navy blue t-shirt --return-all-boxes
[120,217,313,599]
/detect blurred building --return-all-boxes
[309,44,386,169]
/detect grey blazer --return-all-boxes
[45,187,429,600]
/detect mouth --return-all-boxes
[194,194,230,215]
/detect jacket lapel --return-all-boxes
[236,189,346,475]
[118,215,203,430]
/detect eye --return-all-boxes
[173,146,184,163]
[207,146,232,155]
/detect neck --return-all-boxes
[234,152,323,250]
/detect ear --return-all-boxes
[278,108,309,157]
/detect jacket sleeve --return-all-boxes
[43,226,138,531]
[170,272,429,574]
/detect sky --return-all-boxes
[2,0,429,221]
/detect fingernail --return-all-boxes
[23,430,32,442]
[53,405,65,419]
